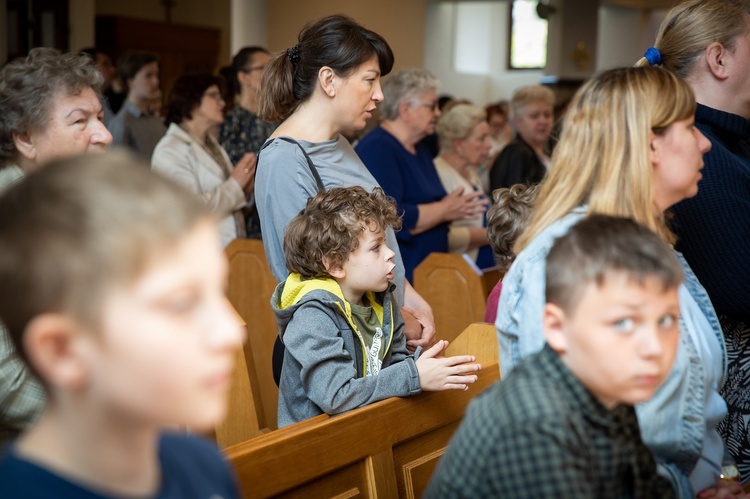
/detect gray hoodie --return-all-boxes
[272,273,421,428]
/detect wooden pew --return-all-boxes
[225,323,500,498]
[214,345,263,447]
[413,253,502,343]
[221,239,280,442]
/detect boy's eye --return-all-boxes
[658,313,678,329]
[612,317,635,333]
[371,244,380,252]
[165,295,199,314]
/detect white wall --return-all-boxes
[425,1,671,106]
[57,0,669,101]
[231,0,267,55]
[596,4,668,70]
[424,1,543,106]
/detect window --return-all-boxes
[509,0,548,70]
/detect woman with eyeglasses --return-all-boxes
[152,72,255,248]
[219,47,276,238]
[489,85,554,192]
[356,69,487,282]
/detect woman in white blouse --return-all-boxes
[152,72,255,247]
[434,104,494,268]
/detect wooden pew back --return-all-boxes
[413,253,502,342]
[225,323,500,498]
[223,239,279,440]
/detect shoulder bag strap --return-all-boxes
[259,136,326,193]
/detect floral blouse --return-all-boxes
[218,106,278,238]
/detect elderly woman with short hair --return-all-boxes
[0,47,113,446]
[489,85,554,191]
[356,69,486,281]
[434,104,494,268]
[0,48,112,193]
[151,72,255,248]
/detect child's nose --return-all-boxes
[211,298,247,349]
[384,244,395,261]
[639,328,664,358]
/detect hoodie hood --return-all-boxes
[271,273,388,340]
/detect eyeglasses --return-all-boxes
[410,100,439,111]
[241,65,266,73]
[204,91,225,102]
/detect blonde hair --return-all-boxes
[510,85,555,118]
[436,104,486,153]
[635,0,750,78]
[516,66,696,252]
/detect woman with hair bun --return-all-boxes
[255,15,436,368]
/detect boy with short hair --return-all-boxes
[425,215,681,498]
[274,186,481,428]
[0,152,244,497]
[484,183,539,323]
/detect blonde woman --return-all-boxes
[496,67,738,498]
[489,85,554,191]
[434,104,493,268]
[636,0,750,481]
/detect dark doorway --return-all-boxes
[6,0,69,63]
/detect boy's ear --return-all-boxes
[543,302,569,354]
[322,256,346,279]
[23,313,89,390]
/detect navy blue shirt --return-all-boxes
[671,104,750,320]
[356,126,449,282]
[0,433,239,498]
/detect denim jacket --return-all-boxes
[496,208,727,498]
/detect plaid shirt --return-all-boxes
[425,345,675,498]
[0,323,45,448]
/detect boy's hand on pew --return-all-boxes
[415,340,481,391]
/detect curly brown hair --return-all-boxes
[284,186,402,279]
[486,184,539,273]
